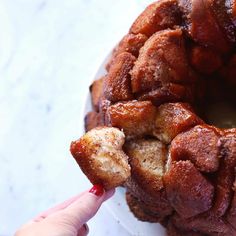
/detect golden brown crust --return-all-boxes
[125,177,152,202]
[130,0,181,37]
[227,178,236,230]
[164,160,214,218]
[113,33,148,58]
[172,213,235,236]
[103,52,135,102]
[90,77,104,112]
[106,34,148,70]
[126,191,170,223]
[137,83,195,106]
[130,29,197,94]
[154,103,203,144]
[125,177,173,217]
[167,130,236,235]
[105,100,157,139]
[97,97,111,126]
[167,220,206,236]
[126,192,160,222]
[125,179,172,226]
[70,127,131,190]
[170,125,221,172]
[231,0,236,22]
[125,139,167,196]
[211,130,236,217]
[179,0,231,53]
[232,0,236,20]
[84,111,101,132]
[209,0,236,43]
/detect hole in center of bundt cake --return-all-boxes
[204,101,236,129]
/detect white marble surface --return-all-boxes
[0,0,156,235]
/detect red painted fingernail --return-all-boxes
[89,185,104,196]
[83,224,89,233]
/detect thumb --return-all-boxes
[46,185,115,231]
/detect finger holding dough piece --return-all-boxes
[70,127,131,190]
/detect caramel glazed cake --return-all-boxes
[70,0,236,235]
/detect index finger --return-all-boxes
[34,191,87,222]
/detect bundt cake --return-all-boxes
[70,0,236,235]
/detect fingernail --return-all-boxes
[83,223,89,233]
[89,185,104,196]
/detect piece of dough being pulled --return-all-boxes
[70,127,131,190]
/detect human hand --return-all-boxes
[15,185,115,236]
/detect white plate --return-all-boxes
[83,52,166,236]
